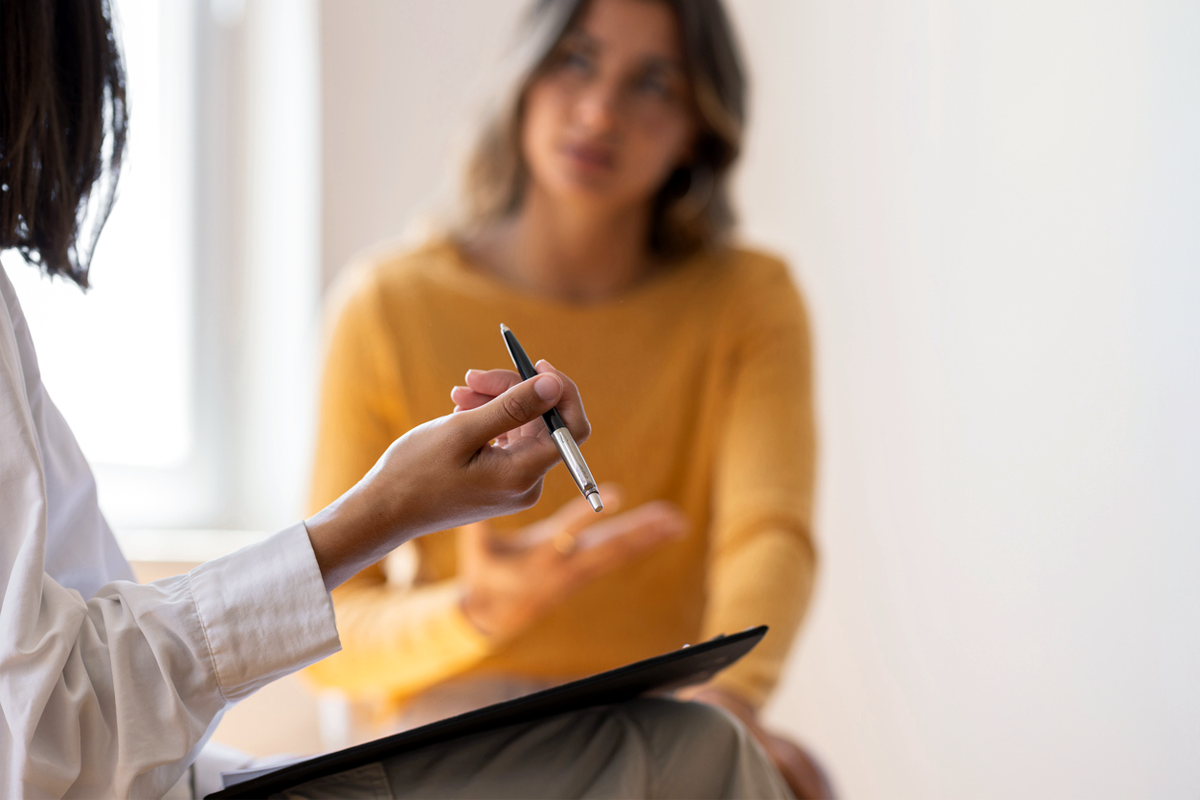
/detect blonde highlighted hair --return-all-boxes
[457,0,746,259]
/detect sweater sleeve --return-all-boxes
[303,267,493,700]
[701,259,818,709]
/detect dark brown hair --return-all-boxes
[1,0,128,289]
[459,0,746,259]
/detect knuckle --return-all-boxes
[501,391,532,426]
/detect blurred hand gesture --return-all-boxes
[458,487,688,641]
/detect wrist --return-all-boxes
[306,479,406,592]
[305,496,362,592]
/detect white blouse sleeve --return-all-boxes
[0,271,340,798]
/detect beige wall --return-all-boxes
[320,0,529,288]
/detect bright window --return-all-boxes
[7,0,195,468]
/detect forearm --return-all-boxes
[702,524,816,708]
[304,578,492,699]
[705,262,817,708]
[306,467,409,592]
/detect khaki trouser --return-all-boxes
[275,698,792,799]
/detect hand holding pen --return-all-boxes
[450,359,588,454]
[452,325,601,511]
[308,363,590,592]
[499,324,603,512]
[449,332,687,641]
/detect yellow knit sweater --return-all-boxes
[304,237,817,711]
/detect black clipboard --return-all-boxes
[208,625,766,798]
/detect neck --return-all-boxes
[483,187,656,303]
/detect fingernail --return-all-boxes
[536,359,556,371]
[534,374,561,400]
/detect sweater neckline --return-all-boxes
[434,235,717,313]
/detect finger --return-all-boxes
[572,501,687,570]
[452,373,563,454]
[577,501,686,548]
[548,483,623,535]
[465,368,523,397]
[534,360,590,444]
[512,485,623,549]
[450,385,496,412]
[453,385,544,438]
[472,431,559,487]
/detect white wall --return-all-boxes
[739,2,1200,797]
[320,1,1200,796]
[320,0,530,286]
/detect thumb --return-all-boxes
[453,373,562,450]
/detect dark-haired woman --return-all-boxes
[306,0,825,794]
[0,1,783,797]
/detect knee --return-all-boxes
[616,698,786,799]
[622,696,752,750]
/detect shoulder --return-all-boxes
[714,245,801,294]
[324,236,459,325]
[330,236,459,300]
[0,264,42,407]
[704,245,809,326]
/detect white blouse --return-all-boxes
[0,263,340,798]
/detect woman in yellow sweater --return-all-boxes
[308,0,823,793]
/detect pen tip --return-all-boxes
[587,492,604,513]
[500,323,511,335]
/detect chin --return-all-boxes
[545,171,623,206]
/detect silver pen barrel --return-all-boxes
[550,428,603,512]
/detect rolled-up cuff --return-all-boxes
[188,522,341,702]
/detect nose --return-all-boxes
[573,78,620,135]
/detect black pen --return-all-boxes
[500,324,603,512]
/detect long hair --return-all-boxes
[458,0,746,260]
[0,0,128,289]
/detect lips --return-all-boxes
[562,141,616,171]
